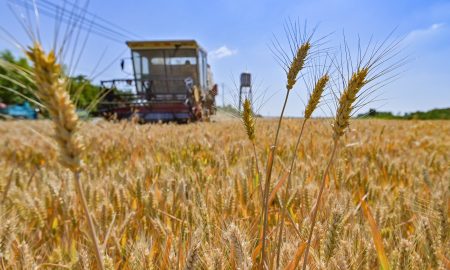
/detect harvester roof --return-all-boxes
[126,40,206,52]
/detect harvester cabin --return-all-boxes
[127,40,209,99]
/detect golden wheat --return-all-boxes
[0,119,449,269]
[242,98,256,142]
[304,74,329,119]
[25,44,84,172]
[286,42,311,91]
[333,67,369,140]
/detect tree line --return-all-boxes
[0,50,100,111]
[358,108,450,120]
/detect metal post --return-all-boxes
[221,83,225,107]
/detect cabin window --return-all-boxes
[132,51,141,80]
[165,57,197,65]
[150,57,164,65]
[142,56,149,75]
[131,48,199,94]
[149,57,196,65]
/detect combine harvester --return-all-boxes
[99,40,218,123]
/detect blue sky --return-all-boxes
[1,0,449,116]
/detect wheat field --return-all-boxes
[0,118,448,269]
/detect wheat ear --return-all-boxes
[287,42,311,91]
[333,67,369,140]
[242,98,256,142]
[324,211,342,264]
[183,243,200,270]
[25,44,83,171]
[304,74,329,119]
[227,224,252,270]
[26,43,105,270]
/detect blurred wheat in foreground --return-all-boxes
[0,119,449,269]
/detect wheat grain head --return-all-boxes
[242,98,256,142]
[332,67,369,140]
[25,43,83,172]
[287,42,311,91]
[304,74,329,119]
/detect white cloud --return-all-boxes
[209,45,238,59]
[405,23,445,44]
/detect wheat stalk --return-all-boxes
[261,40,311,268]
[275,73,329,268]
[302,67,368,270]
[241,98,263,203]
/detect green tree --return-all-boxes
[1,50,101,112]
[0,50,35,104]
[69,75,101,111]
